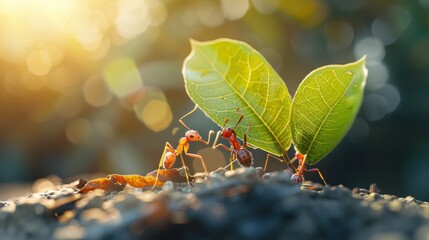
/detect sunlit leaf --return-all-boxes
[183,38,292,156]
[291,57,367,164]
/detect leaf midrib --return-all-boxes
[195,44,285,154]
[304,70,353,159]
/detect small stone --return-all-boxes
[262,170,294,185]
[255,167,264,179]
[387,199,403,212]
[212,167,227,176]
[404,196,415,203]
[161,181,175,192]
[370,183,379,193]
[383,194,398,201]
[0,201,7,209]
[208,171,225,181]
[75,193,104,210]
[320,185,352,199]
[75,178,88,189]
[225,167,259,182]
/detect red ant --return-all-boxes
[290,151,327,186]
[153,105,214,188]
[212,109,253,169]
[212,108,291,171]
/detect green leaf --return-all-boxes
[183,38,292,156]
[291,57,367,165]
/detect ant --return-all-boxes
[212,109,253,169]
[290,152,327,186]
[212,108,291,171]
[153,105,214,188]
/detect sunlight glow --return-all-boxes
[26,50,52,76]
[103,57,143,99]
[0,0,167,92]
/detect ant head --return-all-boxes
[221,127,233,138]
[185,130,201,142]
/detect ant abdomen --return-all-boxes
[236,148,253,167]
[291,173,304,183]
[163,152,176,169]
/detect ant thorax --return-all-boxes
[227,132,241,150]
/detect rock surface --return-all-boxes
[1,168,429,240]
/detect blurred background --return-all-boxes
[1,0,428,200]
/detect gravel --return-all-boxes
[1,167,429,240]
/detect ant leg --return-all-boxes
[282,151,296,171]
[289,156,298,165]
[306,168,328,186]
[178,104,199,130]
[152,142,175,189]
[263,154,285,172]
[185,152,208,174]
[229,151,236,170]
[178,153,191,187]
[224,158,237,169]
[212,131,235,170]
[212,131,230,151]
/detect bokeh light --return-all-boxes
[26,50,53,76]
[220,0,249,21]
[354,37,385,62]
[196,0,225,27]
[133,88,173,132]
[1,0,429,202]
[103,57,143,99]
[195,147,226,172]
[366,62,389,90]
[65,118,92,144]
[371,6,412,45]
[251,0,279,14]
[83,76,112,107]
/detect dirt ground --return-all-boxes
[1,167,429,240]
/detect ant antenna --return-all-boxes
[233,108,245,128]
[222,118,230,128]
[179,104,199,130]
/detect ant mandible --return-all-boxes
[153,105,214,188]
[290,152,327,186]
[211,108,288,171]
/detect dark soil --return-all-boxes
[1,167,429,240]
